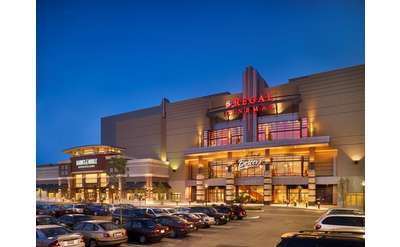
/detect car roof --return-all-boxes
[281,230,365,239]
[81,220,111,224]
[63,214,87,217]
[36,215,53,218]
[323,214,365,218]
[36,224,64,229]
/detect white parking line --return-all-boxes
[245,216,261,220]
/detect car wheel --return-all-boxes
[89,239,97,247]
[169,229,177,238]
[139,235,146,244]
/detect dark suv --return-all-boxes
[276,230,365,247]
[189,207,228,225]
[112,208,154,225]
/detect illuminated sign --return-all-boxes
[237,158,264,170]
[225,93,275,117]
[76,158,97,169]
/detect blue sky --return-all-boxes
[37,0,364,164]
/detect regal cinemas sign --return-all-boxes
[225,93,275,116]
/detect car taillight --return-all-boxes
[103,233,111,238]
[49,241,61,247]
[315,224,321,230]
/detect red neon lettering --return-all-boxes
[253,106,259,112]
[248,96,256,104]
[262,105,268,111]
[258,95,265,103]
[238,108,243,113]
[245,107,250,113]
[265,93,273,101]
[242,98,248,105]
[233,98,240,107]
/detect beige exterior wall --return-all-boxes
[37,165,59,180]
[101,65,365,205]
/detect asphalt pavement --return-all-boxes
[114,206,323,247]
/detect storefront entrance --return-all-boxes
[206,186,225,202]
[237,185,264,203]
[273,185,308,204]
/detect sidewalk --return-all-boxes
[269,203,333,211]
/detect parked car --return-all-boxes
[155,215,195,238]
[73,220,128,247]
[314,214,365,231]
[123,218,168,243]
[109,204,135,213]
[112,208,153,225]
[84,204,110,216]
[192,212,216,225]
[212,205,234,220]
[39,204,72,217]
[36,225,85,247]
[58,214,92,228]
[189,206,228,225]
[160,208,177,214]
[144,208,170,217]
[173,213,208,229]
[276,230,365,247]
[230,204,247,220]
[63,204,86,214]
[36,215,61,226]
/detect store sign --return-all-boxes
[76,158,97,169]
[238,158,264,170]
[225,93,275,116]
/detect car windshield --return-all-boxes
[37,217,58,225]
[153,209,164,214]
[74,215,91,221]
[99,222,120,230]
[41,227,71,238]
[75,205,85,208]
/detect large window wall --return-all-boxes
[208,160,227,178]
[203,127,243,147]
[271,155,309,176]
[258,118,308,141]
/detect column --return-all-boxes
[118,175,122,201]
[263,149,272,205]
[57,178,62,201]
[67,177,72,200]
[332,185,338,205]
[196,174,205,202]
[225,152,235,204]
[106,188,110,204]
[308,147,316,206]
[96,189,100,203]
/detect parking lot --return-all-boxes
[107,206,322,247]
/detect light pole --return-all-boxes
[361,180,365,212]
[111,185,115,205]
[205,184,208,206]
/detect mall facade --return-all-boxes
[37,64,365,207]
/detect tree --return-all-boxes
[107,157,127,204]
[152,182,170,205]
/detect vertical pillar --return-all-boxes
[263,149,272,205]
[225,152,235,204]
[96,188,100,203]
[308,147,316,206]
[145,176,153,201]
[118,175,122,201]
[196,174,205,202]
[57,178,62,201]
[332,185,338,205]
[67,177,72,200]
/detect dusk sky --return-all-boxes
[37,0,364,164]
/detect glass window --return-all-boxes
[322,216,365,227]
[271,155,308,176]
[257,118,308,141]
[100,173,107,187]
[203,127,243,147]
[209,161,227,178]
[99,223,119,230]
[75,174,83,188]
[82,223,94,231]
[41,227,71,237]
[85,174,97,184]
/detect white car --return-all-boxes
[315,208,364,224]
[160,208,177,214]
[63,204,86,214]
[314,214,365,231]
[192,212,216,225]
[144,208,169,217]
[36,225,85,247]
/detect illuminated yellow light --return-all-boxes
[309,122,314,136]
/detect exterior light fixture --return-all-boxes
[354,160,359,165]
[172,168,177,172]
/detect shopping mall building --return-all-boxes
[37,64,365,207]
